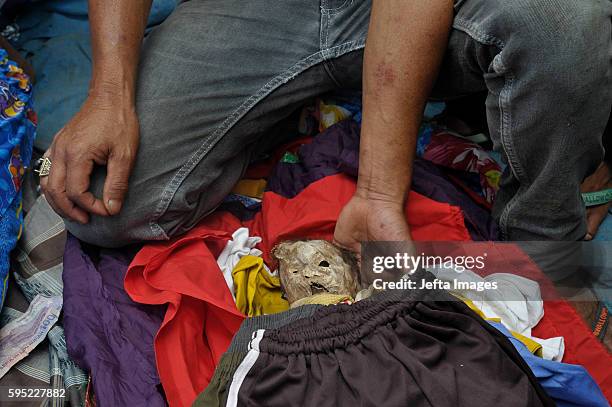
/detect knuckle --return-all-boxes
[109,180,129,193]
[47,188,62,203]
[64,146,77,158]
[46,187,61,197]
[54,147,68,161]
[113,147,135,162]
[66,190,79,201]
[85,143,103,156]
[66,143,85,159]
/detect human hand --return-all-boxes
[581,162,611,240]
[40,93,139,223]
[333,194,412,254]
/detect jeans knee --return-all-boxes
[521,0,610,73]
[65,213,162,248]
[559,1,610,76]
[492,0,612,108]
[65,220,116,248]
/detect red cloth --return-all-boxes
[494,246,612,400]
[127,174,612,405]
[534,301,612,400]
[479,243,612,400]
[248,174,471,263]
[125,218,245,407]
[450,242,612,400]
[125,174,472,406]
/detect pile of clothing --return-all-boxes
[0,15,610,404]
[1,90,612,406]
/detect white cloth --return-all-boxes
[428,266,564,360]
[429,266,543,334]
[217,228,263,297]
[530,336,565,362]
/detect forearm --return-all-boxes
[357,0,454,203]
[88,0,152,104]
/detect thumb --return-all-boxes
[103,151,132,215]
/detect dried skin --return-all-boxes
[272,240,360,304]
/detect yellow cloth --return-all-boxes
[510,330,543,357]
[290,293,353,309]
[318,100,351,130]
[231,179,267,199]
[460,297,543,357]
[232,255,289,317]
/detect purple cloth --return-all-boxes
[267,119,499,240]
[411,159,499,240]
[63,235,166,407]
[267,119,360,197]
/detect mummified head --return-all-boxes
[272,240,360,304]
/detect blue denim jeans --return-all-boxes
[67,0,612,247]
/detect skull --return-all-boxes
[272,240,360,304]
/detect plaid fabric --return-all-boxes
[0,195,87,406]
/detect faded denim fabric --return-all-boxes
[67,0,612,246]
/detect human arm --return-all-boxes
[334,0,454,252]
[41,0,152,223]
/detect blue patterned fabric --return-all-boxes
[0,48,35,310]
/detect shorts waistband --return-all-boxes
[259,271,452,354]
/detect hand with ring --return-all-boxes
[33,156,52,177]
[39,93,140,224]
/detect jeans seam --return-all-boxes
[497,74,520,240]
[453,17,505,49]
[149,39,366,238]
[320,7,349,87]
[320,4,330,53]
[320,0,353,14]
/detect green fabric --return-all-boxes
[280,151,300,164]
[194,305,322,406]
[192,351,247,407]
[582,188,612,207]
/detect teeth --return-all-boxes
[310,283,328,294]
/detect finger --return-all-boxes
[102,150,133,215]
[45,150,89,224]
[38,147,52,192]
[581,163,611,192]
[65,156,110,216]
[39,151,63,217]
[42,189,66,219]
[586,203,610,240]
[332,237,355,252]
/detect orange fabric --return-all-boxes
[230,179,267,199]
[125,174,471,407]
